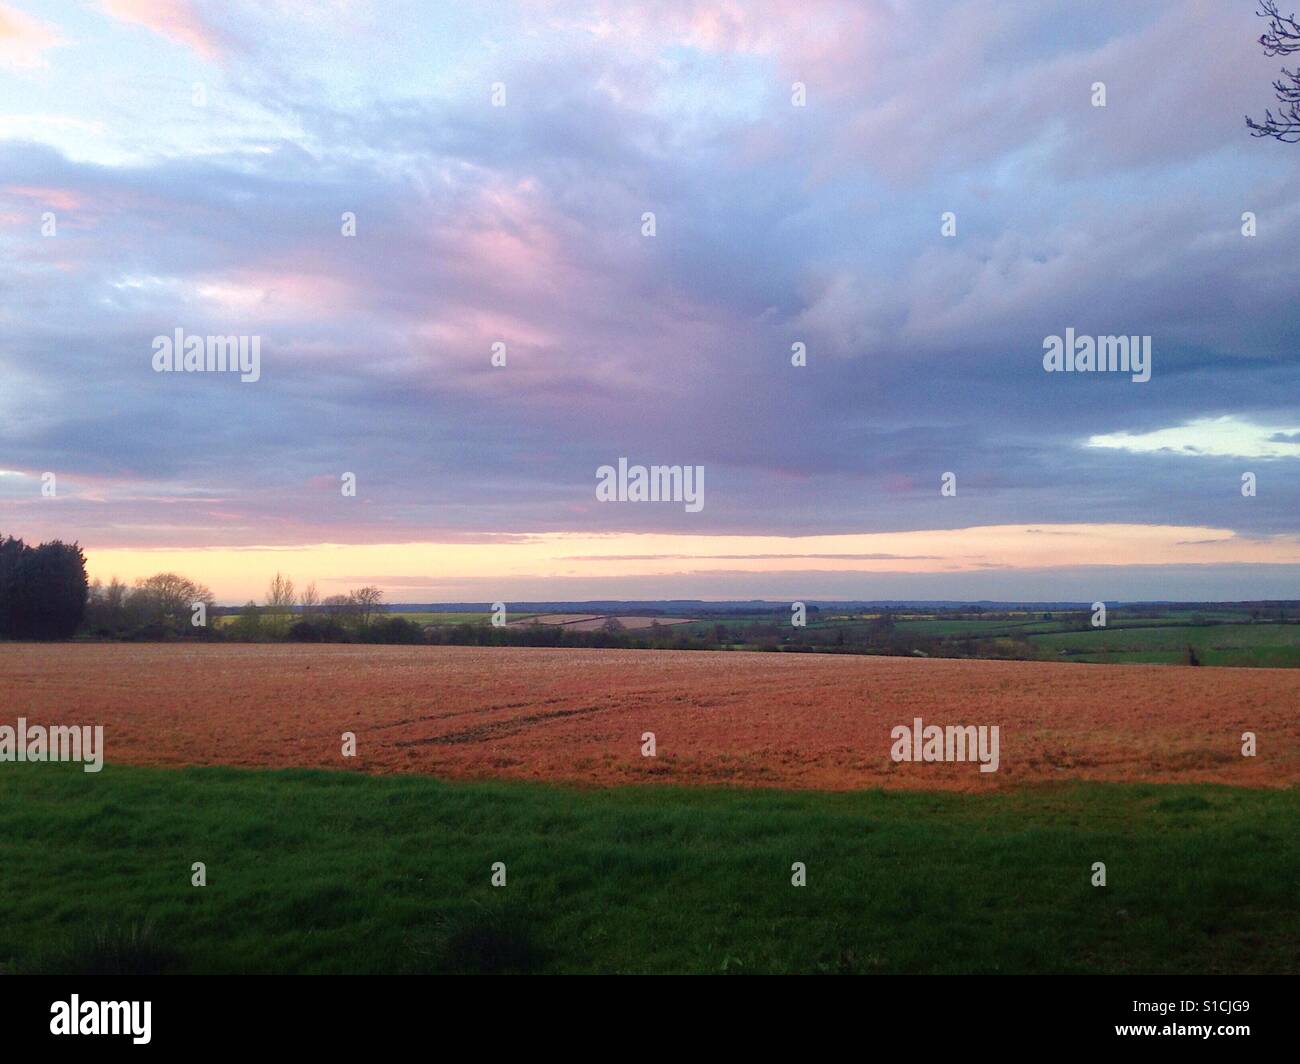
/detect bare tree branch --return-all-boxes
[1248,1,1300,140]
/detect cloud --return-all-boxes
[1088,417,1300,459]
[76,525,1300,602]
[99,0,230,60]
[2,1,1299,599]
[557,553,943,561]
[0,2,64,70]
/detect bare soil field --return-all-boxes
[562,616,692,630]
[2,643,1296,791]
[505,614,604,626]
[505,614,691,629]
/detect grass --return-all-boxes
[1032,624,1300,666]
[0,764,1296,974]
[215,611,500,628]
[202,610,1300,668]
[389,611,499,625]
[879,614,1300,667]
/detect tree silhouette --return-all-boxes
[348,586,384,629]
[134,572,214,630]
[0,534,26,636]
[264,572,296,634]
[1247,2,1300,142]
[0,535,88,639]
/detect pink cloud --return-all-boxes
[195,269,357,318]
[445,183,575,296]
[532,0,886,82]
[100,0,227,61]
[3,185,84,212]
[0,2,65,70]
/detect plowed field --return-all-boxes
[2,643,1296,790]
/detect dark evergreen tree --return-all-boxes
[0,535,88,639]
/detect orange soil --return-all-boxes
[505,614,603,626]
[506,615,691,629]
[561,616,692,630]
[2,643,1296,791]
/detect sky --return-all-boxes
[1,0,1298,603]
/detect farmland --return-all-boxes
[2,642,1296,975]
[200,601,1300,668]
[502,614,694,630]
[2,643,1296,790]
[686,605,1300,667]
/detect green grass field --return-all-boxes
[200,607,1300,668]
[389,611,500,625]
[877,614,1300,666]
[215,611,501,628]
[1,764,1296,974]
[1032,624,1300,666]
[672,612,1300,667]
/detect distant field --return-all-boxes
[1032,624,1300,667]
[504,614,693,629]
[215,611,694,629]
[505,613,602,626]
[895,618,1056,636]
[202,607,1300,668]
[219,611,506,626]
[3,643,1296,790]
[563,616,692,630]
[393,611,499,625]
[876,613,1300,667]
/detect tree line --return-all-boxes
[0,533,399,643]
[85,570,392,642]
[220,575,390,642]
